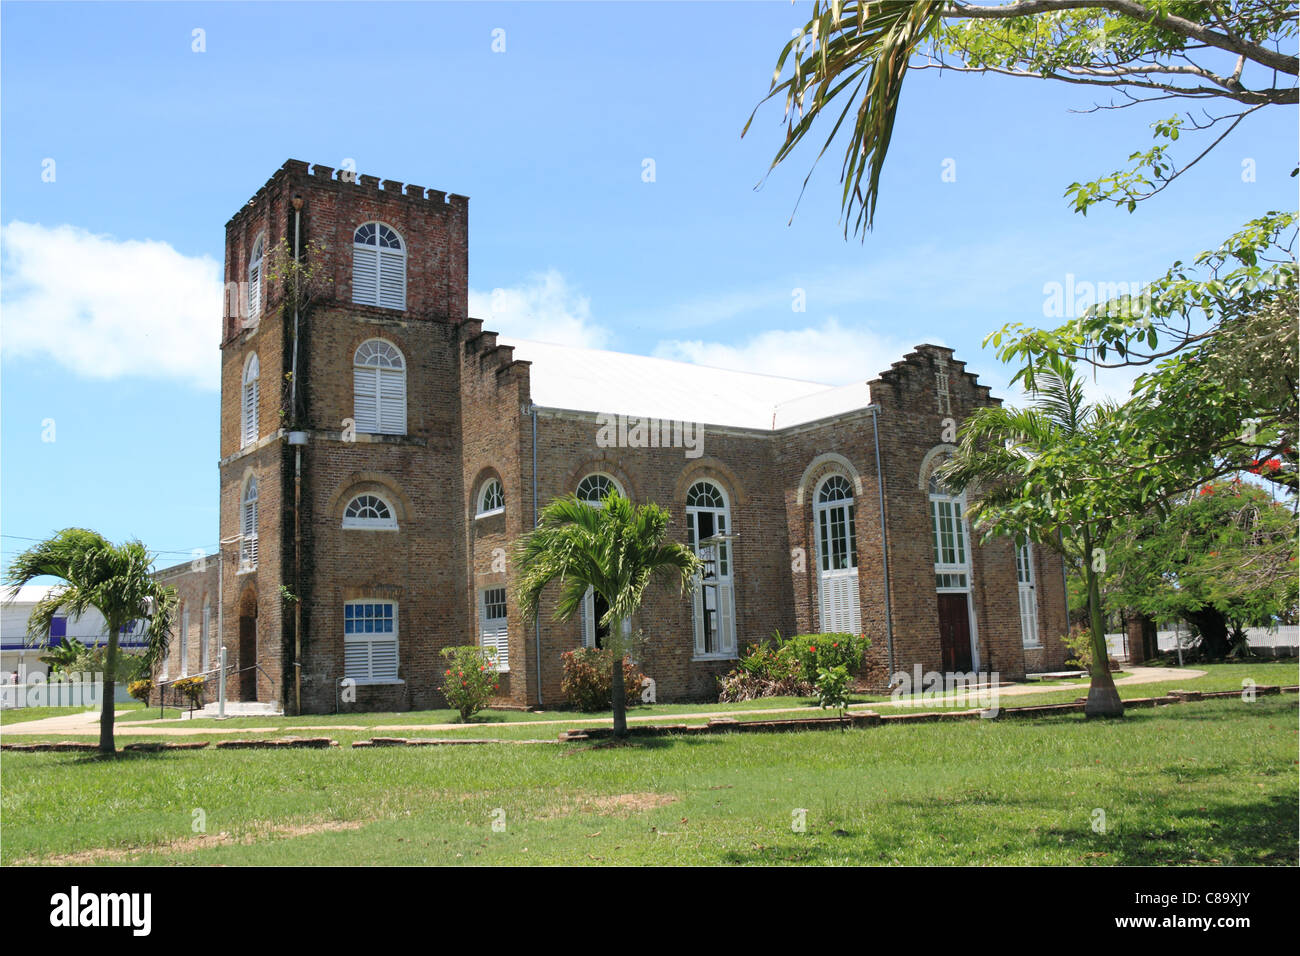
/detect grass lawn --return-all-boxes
[2,693,1294,866]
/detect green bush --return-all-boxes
[172,675,207,709]
[786,633,867,685]
[560,647,645,712]
[440,645,500,721]
[1062,625,1093,670]
[719,633,811,701]
[815,664,852,719]
[127,679,153,704]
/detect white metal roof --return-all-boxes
[500,337,872,431]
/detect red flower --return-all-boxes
[832,642,839,648]
[809,646,817,653]
[1199,486,1214,495]
[1265,458,1282,471]
[445,669,451,676]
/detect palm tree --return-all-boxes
[515,491,702,738]
[938,357,1130,717]
[5,529,176,754]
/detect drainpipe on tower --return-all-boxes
[290,194,304,716]
[870,405,896,678]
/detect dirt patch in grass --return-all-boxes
[539,791,679,820]
[14,818,366,865]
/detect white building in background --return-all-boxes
[0,584,151,681]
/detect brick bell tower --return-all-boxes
[217,159,470,714]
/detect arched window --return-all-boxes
[928,455,977,671]
[685,480,736,658]
[575,473,626,647]
[343,493,398,530]
[477,478,504,517]
[352,222,406,310]
[247,233,265,319]
[353,339,406,435]
[240,476,259,571]
[241,353,260,448]
[815,474,860,634]
[576,473,622,507]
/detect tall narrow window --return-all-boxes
[479,588,510,672]
[1016,539,1040,648]
[353,339,406,435]
[929,471,969,590]
[686,480,737,659]
[201,598,211,674]
[352,223,406,310]
[815,474,861,634]
[240,476,259,571]
[576,474,625,648]
[247,233,265,320]
[180,608,190,676]
[241,353,260,448]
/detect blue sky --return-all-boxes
[2,1,1294,575]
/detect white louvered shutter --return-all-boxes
[242,496,258,568]
[370,638,399,681]
[691,581,705,656]
[248,258,261,318]
[377,368,406,434]
[352,247,379,305]
[242,375,258,447]
[378,248,406,310]
[353,366,379,433]
[480,589,510,672]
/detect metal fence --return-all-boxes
[1106,624,1299,660]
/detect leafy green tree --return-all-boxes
[1105,479,1298,656]
[5,529,176,754]
[938,356,1137,716]
[515,492,702,738]
[37,634,89,675]
[747,0,1296,236]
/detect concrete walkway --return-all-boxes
[0,666,1206,738]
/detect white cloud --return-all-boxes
[469,269,609,349]
[1,221,223,390]
[653,318,919,386]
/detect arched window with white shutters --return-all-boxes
[686,480,737,659]
[815,474,861,634]
[247,233,265,320]
[575,473,626,648]
[353,339,406,435]
[342,493,398,530]
[352,222,406,310]
[241,353,260,448]
[240,476,259,571]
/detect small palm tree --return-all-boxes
[516,492,702,738]
[5,529,176,754]
[938,357,1129,717]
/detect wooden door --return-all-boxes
[937,593,972,673]
[239,615,257,701]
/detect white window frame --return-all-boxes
[240,476,259,572]
[179,608,190,676]
[576,473,621,507]
[341,493,399,530]
[478,587,510,672]
[928,474,970,591]
[576,474,625,646]
[343,600,401,684]
[201,599,211,674]
[353,339,407,436]
[241,353,260,449]
[247,232,265,320]
[1016,539,1041,648]
[352,222,406,311]
[686,480,737,660]
[815,474,861,635]
[476,479,505,518]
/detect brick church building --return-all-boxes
[154,159,1069,714]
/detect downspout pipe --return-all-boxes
[869,405,896,677]
[531,404,542,708]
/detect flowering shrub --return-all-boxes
[560,647,645,712]
[786,633,867,685]
[128,679,153,704]
[719,636,811,701]
[172,675,206,710]
[440,645,500,721]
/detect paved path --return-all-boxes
[0,667,1206,738]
